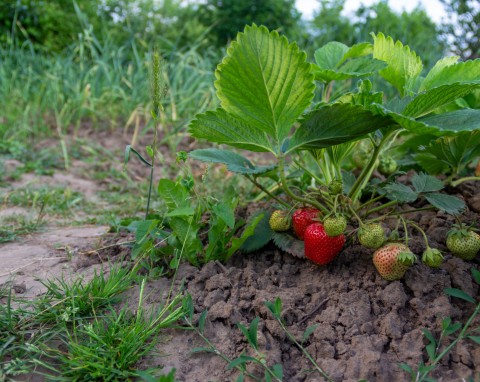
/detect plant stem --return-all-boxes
[408,221,429,248]
[145,123,157,220]
[246,175,291,208]
[278,156,329,214]
[293,158,324,185]
[363,200,398,217]
[366,206,436,223]
[416,302,480,382]
[185,317,259,380]
[348,129,396,202]
[358,194,384,210]
[276,318,333,381]
[451,176,480,187]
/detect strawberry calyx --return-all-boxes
[422,247,444,268]
[397,250,416,266]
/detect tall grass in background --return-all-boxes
[0,22,217,166]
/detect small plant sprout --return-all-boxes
[400,269,480,382]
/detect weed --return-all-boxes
[400,268,480,381]
[0,214,45,243]
[34,263,135,323]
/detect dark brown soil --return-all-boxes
[135,182,480,382]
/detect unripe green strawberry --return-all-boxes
[328,179,343,195]
[324,215,347,237]
[358,223,385,249]
[373,243,415,281]
[378,156,397,176]
[422,247,444,268]
[352,141,378,170]
[269,210,290,232]
[446,229,480,260]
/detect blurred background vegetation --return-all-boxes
[0,0,478,147]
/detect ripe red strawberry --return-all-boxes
[373,243,416,281]
[292,208,320,240]
[304,223,345,265]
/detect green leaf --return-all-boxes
[189,109,274,153]
[472,268,480,285]
[411,173,444,193]
[169,218,203,260]
[402,83,480,118]
[314,42,349,70]
[227,213,264,259]
[215,24,315,150]
[425,193,465,215]
[422,329,436,345]
[227,355,258,370]
[415,131,480,175]
[302,324,318,344]
[372,33,423,97]
[420,59,480,90]
[272,364,283,380]
[384,183,418,203]
[444,322,462,336]
[373,105,480,135]
[288,103,393,152]
[124,145,152,168]
[468,336,480,345]
[418,109,480,133]
[444,288,476,304]
[165,207,195,217]
[399,363,413,375]
[212,203,235,229]
[313,43,386,82]
[419,56,460,91]
[189,149,276,175]
[240,212,273,253]
[265,297,282,317]
[158,179,188,210]
[198,310,208,334]
[271,232,305,258]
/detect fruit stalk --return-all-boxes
[349,129,396,202]
[278,156,329,215]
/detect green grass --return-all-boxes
[0,35,217,151]
[0,265,185,380]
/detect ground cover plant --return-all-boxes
[187,24,480,278]
[1,12,480,382]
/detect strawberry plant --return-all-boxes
[188,24,480,278]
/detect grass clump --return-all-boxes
[0,265,185,380]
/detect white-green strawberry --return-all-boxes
[446,229,480,260]
[324,215,347,237]
[358,223,385,249]
[269,210,290,232]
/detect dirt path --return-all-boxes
[0,225,110,298]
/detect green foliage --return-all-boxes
[191,25,315,155]
[200,0,301,46]
[371,32,423,97]
[189,149,276,175]
[129,172,261,267]
[415,131,480,176]
[383,173,465,215]
[312,1,445,69]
